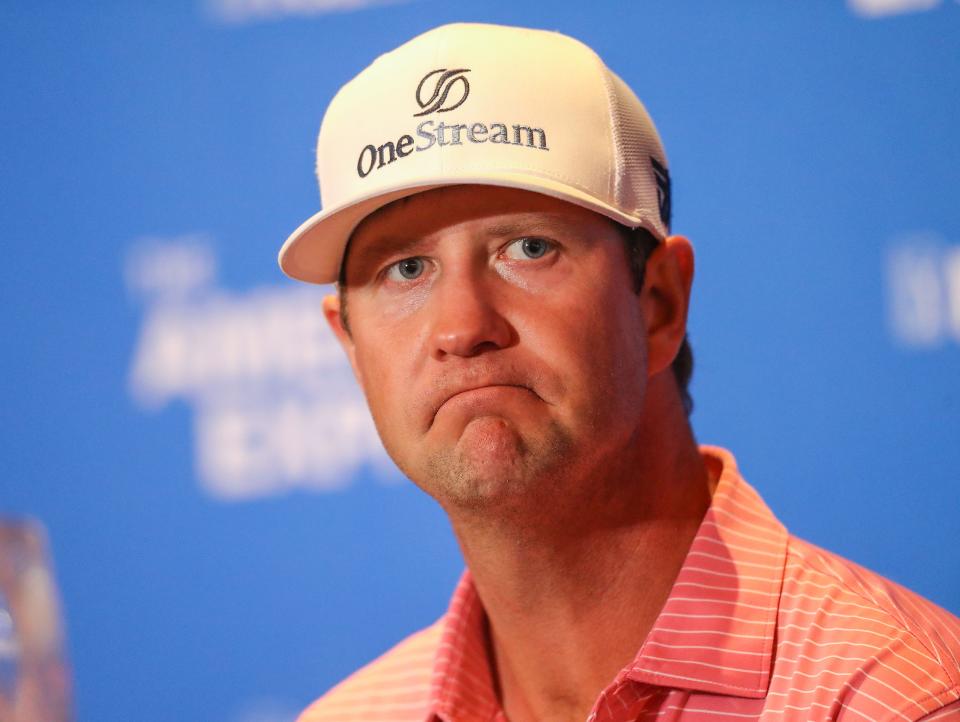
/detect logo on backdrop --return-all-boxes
[414,68,471,116]
[847,0,942,18]
[206,0,409,24]
[885,233,960,348]
[124,234,397,501]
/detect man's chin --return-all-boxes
[458,414,525,453]
[415,416,574,513]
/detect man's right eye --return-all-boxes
[385,257,425,282]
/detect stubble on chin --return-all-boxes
[412,416,576,516]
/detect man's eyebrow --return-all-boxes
[482,222,530,238]
[482,215,575,238]
[348,235,426,272]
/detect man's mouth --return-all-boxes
[430,383,538,428]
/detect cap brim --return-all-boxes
[278,174,657,285]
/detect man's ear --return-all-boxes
[641,235,695,378]
[322,293,364,389]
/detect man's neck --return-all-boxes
[445,394,715,722]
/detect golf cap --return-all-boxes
[279,22,672,284]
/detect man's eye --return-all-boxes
[385,257,425,281]
[502,237,553,260]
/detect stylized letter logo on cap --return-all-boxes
[650,156,672,228]
[414,68,471,117]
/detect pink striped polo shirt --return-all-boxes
[298,447,960,721]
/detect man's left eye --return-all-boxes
[502,237,553,260]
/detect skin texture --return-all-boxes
[324,185,714,722]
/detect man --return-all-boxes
[279,23,960,722]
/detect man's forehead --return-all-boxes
[352,184,617,245]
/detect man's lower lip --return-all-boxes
[448,385,529,402]
[433,385,533,422]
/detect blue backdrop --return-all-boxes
[2,2,958,721]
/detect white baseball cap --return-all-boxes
[278,22,672,284]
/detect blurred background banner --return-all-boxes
[1,1,958,721]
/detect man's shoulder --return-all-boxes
[772,534,960,718]
[296,619,443,722]
[783,534,960,663]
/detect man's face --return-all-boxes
[326,185,653,516]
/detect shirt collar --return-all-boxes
[624,446,788,698]
[425,446,788,721]
[427,570,499,722]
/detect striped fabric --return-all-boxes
[299,447,960,721]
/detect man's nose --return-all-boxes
[428,272,513,359]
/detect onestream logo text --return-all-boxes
[356,67,549,179]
